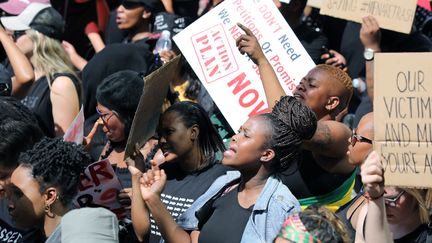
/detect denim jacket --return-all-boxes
[163,171,300,243]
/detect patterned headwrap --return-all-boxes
[278,214,322,243]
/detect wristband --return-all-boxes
[363,191,384,200]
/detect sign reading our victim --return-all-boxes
[374,53,432,188]
[173,0,315,130]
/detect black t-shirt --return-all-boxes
[21,73,81,137]
[198,187,252,243]
[394,224,430,243]
[148,163,228,243]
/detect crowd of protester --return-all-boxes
[0,0,431,242]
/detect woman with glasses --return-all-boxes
[93,70,144,242]
[0,4,81,138]
[359,151,432,243]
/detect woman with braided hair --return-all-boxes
[135,95,317,243]
[5,137,92,242]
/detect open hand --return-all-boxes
[139,162,167,201]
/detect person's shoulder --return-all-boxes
[268,178,301,211]
[50,75,77,93]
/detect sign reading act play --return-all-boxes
[173,0,315,130]
[374,53,432,188]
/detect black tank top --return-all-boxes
[279,150,352,199]
[21,73,81,137]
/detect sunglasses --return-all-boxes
[121,1,144,9]
[12,31,26,41]
[384,191,405,207]
[350,130,372,146]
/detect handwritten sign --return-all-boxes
[173,0,315,131]
[74,159,127,218]
[320,0,417,34]
[63,106,84,144]
[125,56,181,160]
[374,53,432,188]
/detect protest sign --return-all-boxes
[74,159,127,218]
[374,52,432,188]
[125,56,181,161]
[63,106,84,144]
[173,0,315,131]
[320,0,417,34]
[307,0,322,8]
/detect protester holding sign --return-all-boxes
[130,101,228,243]
[134,96,316,243]
[359,151,432,243]
[6,137,91,242]
[236,23,355,211]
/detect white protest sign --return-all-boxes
[320,0,417,34]
[173,0,315,130]
[63,106,84,144]
[374,53,432,188]
[74,159,127,218]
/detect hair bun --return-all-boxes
[272,96,317,141]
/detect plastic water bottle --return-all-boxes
[153,30,172,66]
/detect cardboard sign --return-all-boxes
[374,52,432,188]
[125,56,181,160]
[63,106,84,144]
[173,0,315,130]
[320,0,417,34]
[74,159,127,218]
[307,0,322,8]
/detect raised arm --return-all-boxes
[128,165,151,242]
[140,163,192,243]
[358,151,392,243]
[236,23,285,109]
[360,15,381,103]
[0,27,34,98]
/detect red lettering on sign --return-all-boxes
[192,24,238,83]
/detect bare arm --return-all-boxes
[129,166,151,242]
[50,76,80,137]
[303,120,355,174]
[161,0,174,14]
[236,23,285,109]
[360,16,381,103]
[140,164,192,243]
[62,41,88,71]
[0,27,34,98]
[358,151,392,243]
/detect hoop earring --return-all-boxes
[44,204,55,218]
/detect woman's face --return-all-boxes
[223,116,272,170]
[116,3,146,30]
[158,111,196,164]
[6,165,45,230]
[384,187,417,224]
[96,103,125,142]
[293,68,336,119]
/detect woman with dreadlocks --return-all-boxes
[6,137,92,242]
[135,96,317,243]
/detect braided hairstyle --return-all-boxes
[300,204,350,243]
[0,97,43,167]
[162,101,225,171]
[266,96,317,173]
[18,137,91,206]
